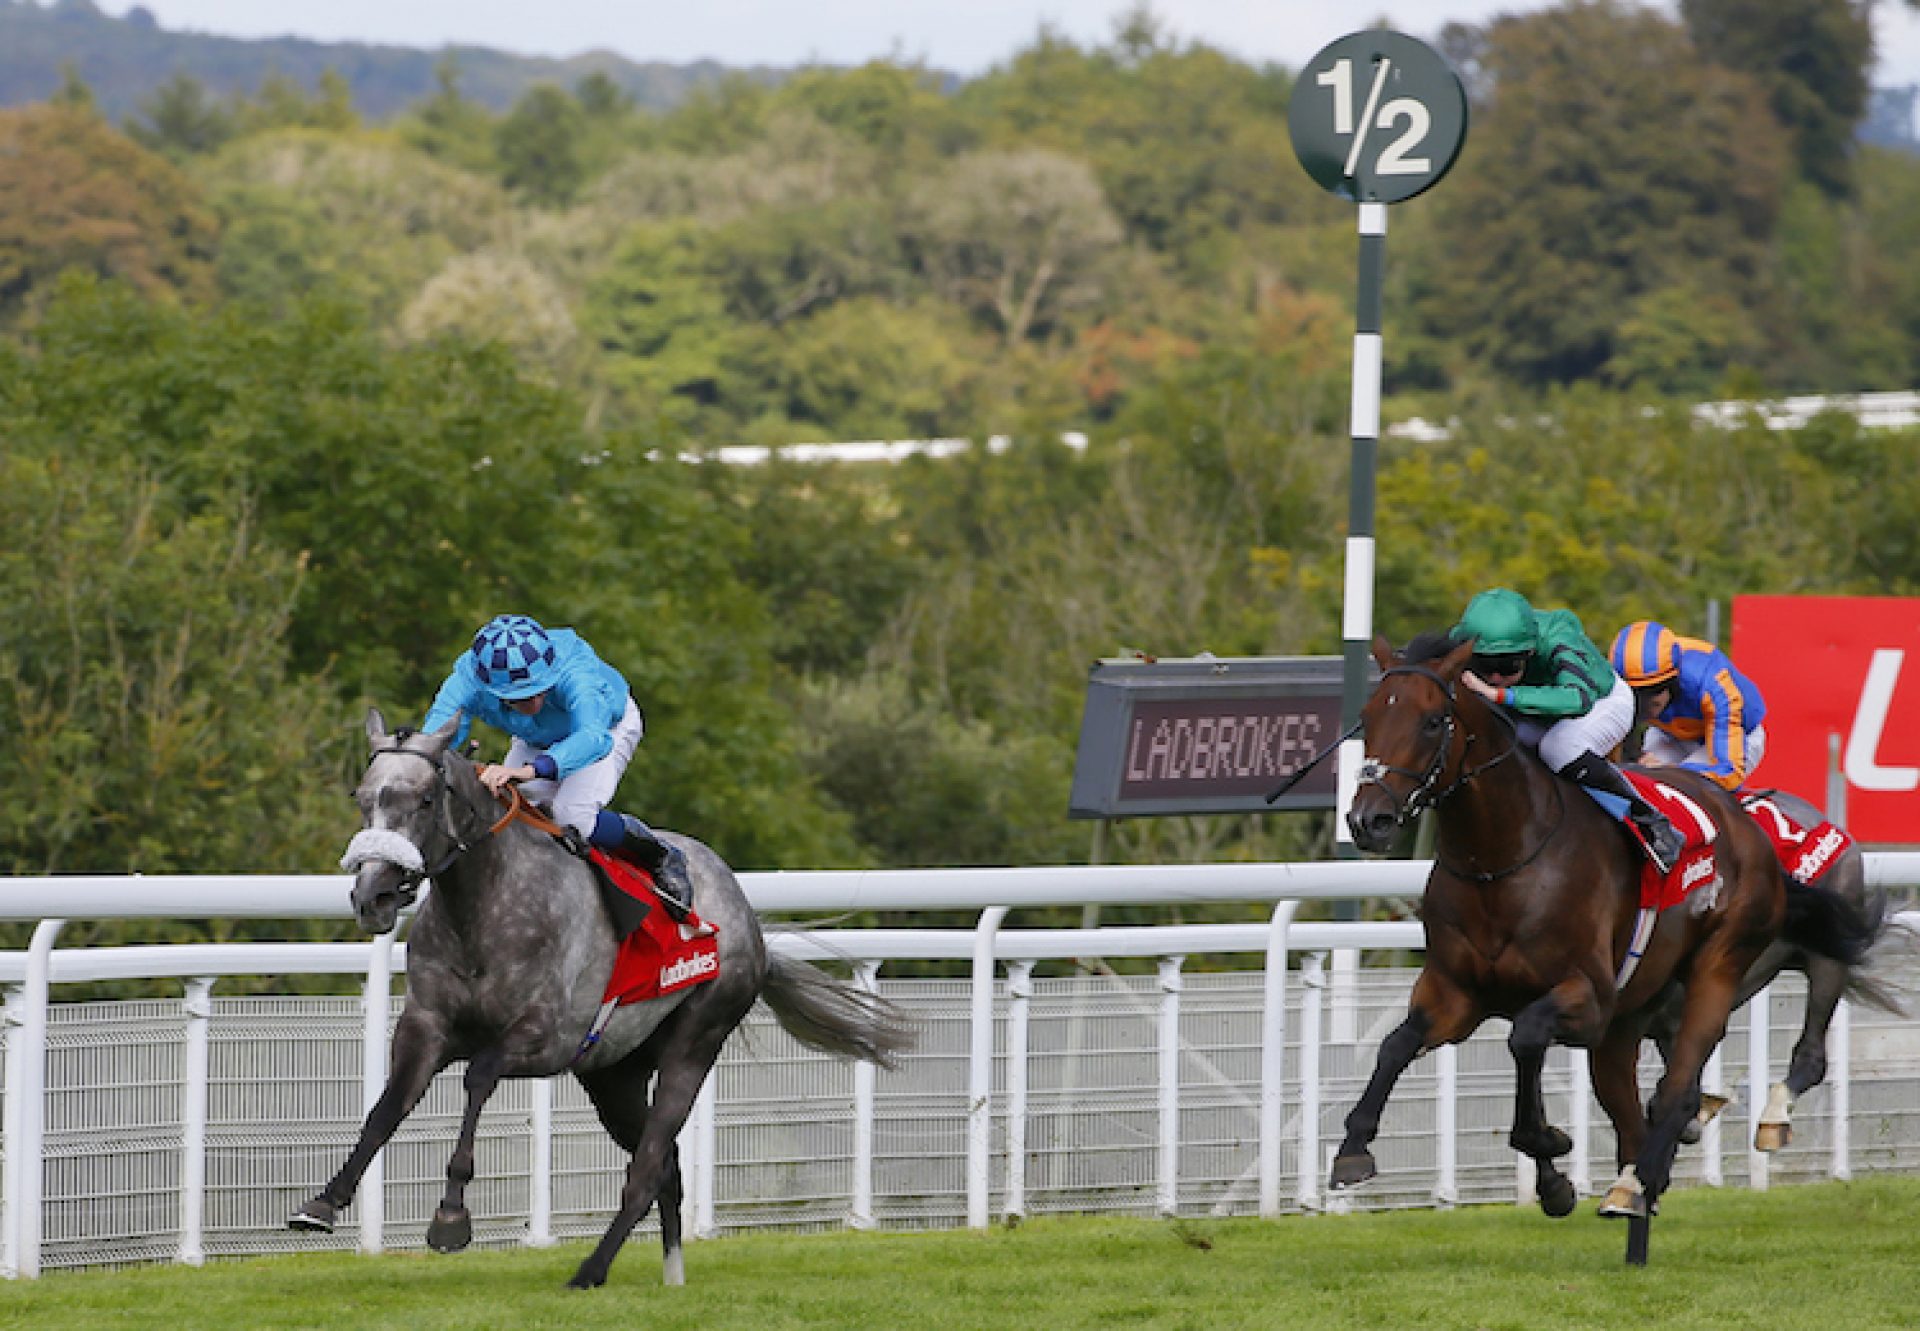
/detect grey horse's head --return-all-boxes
[340,708,465,934]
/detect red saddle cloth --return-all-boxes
[1623,772,1723,912]
[1739,792,1855,886]
[587,849,720,1006]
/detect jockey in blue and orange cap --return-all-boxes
[1610,620,1767,791]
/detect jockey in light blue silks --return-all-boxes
[422,614,693,916]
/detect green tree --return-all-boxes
[588,221,746,424]
[198,129,509,321]
[2,278,857,869]
[1681,0,1873,198]
[904,149,1124,344]
[399,57,497,174]
[126,72,235,159]
[495,83,587,207]
[0,105,217,320]
[0,448,352,874]
[1408,1,1791,385]
[51,59,95,112]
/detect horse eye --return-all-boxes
[1423,714,1445,734]
[420,792,436,808]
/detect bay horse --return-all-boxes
[1646,787,1897,1151]
[290,710,914,1288]
[1335,636,1879,1265]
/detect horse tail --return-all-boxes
[1847,901,1918,1017]
[760,952,918,1069]
[1780,872,1884,970]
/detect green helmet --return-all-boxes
[1455,588,1539,656]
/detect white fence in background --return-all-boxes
[3,857,1919,1278]
[1388,388,1920,443]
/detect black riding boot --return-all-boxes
[616,813,695,920]
[1559,750,1686,875]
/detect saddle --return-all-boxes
[487,788,721,1049]
[1622,773,1721,913]
[1612,773,1723,989]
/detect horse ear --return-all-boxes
[365,708,388,748]
[426,710,462,751]
[1439,638,1477,680]
[1371,635,1397,670]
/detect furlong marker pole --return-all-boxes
[1330,198,1386,1035]
[1335,201,1386,860]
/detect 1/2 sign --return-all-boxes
[1289,30,1468,204]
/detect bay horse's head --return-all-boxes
[1347,634,1478,852]
[340,708,466,934]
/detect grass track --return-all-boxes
[3,1177,1918,1331]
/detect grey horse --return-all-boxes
[290,709,914,1289]
[1647,788,1900,1150]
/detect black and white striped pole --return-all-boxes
[1289,31,1468,857]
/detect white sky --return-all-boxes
[90,0,1920,88]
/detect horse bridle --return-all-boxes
[1355,664,1466,822]
[1356,664,1565,882]
[359,741,499,895]
[1356,664,1525,825]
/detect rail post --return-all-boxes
[179,976,215,1266]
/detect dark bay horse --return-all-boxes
[290,710,914,1288]
[1647,788,1896,1151]
[1336,636,1879,1264]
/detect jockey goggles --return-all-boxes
[1471,651,1530,679]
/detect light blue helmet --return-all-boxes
[470,614,559,699]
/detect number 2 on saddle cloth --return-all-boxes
[1611,774,1856,989]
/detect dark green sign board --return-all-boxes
[1288,30,1468,204]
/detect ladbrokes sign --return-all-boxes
[1731,596,1920,845]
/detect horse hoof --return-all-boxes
[1329,1153,1377,1189]
[1598,1167,1646,1220]
[1679,1120,1702,1146]
[1754,1123,1791,1152]
[288,1198,336,1233]
[567,1267,606,1291]
[1538,1174,1578,1218]
[427,1207,473,1253]
[1598,1185,1648,1220]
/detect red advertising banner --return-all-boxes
[1731,596,1920,845]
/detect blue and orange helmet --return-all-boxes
[1611,620,1682,689]
[470,614,559,699]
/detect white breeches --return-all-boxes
[1517,674,1637,772]
[505,697,645,838]
[1642,724,1767,784]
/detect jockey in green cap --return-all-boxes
[1454,589,1686,874]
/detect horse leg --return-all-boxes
[1591,1024,1650,1220]
[576,1053,689,1286]
[290,1010,449,1232]
[1507,987,1592,1219]
[1331,974,1478,1190]
[1624,963,1743,1267]
[569,1032,726,1289]
[425,1048,507,1253]
[1758,957,1844,1152]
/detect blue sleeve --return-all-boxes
[1691,664,1751,786]
[542,675,619,778]
[421,671,477,751]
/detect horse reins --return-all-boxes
[1358,664,1565,882]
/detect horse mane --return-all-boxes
[1401,630,1464,665]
